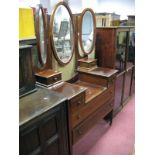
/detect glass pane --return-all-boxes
[114,74,124,111]
[123,69,132,102]
[115,31,127,72]
[82,11,94,53]
[39,9,47,65]
[127,29,135,68]
[52,5,73,64]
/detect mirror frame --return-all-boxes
[35,4,48,69]
[79,8,96,56]
[49,2,75,66]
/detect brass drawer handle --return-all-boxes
[77,101,81,106]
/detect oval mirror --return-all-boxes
[35,4,47,67]
[50,2,74,65]
[79,9,96,55]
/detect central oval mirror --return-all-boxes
[79,8,96,55]
[50,2,74,65]
[35,4,47,68]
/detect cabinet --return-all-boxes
[19,88,69,155]
[19,45,37,97]
[96,27,135,113]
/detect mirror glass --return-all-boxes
[39,9,47,65]
[81,11,94,54]
[52,5,74,64]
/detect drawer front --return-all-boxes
[72,100,114,144]
[71,85,114,128]
[70,92,85,114]
[48,73,61,85]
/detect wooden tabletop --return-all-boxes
[19,88,67,127]
[78,58,97,63]
[49,82,87,100]
[35,69,61,78]
[77,67,118,78]
[75,80,106,103]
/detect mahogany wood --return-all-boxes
[96,27,135,114]
[35,69,62,86]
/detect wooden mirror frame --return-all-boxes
[79,8,96,56]
[35,4,48,69]
[49,2,75,66]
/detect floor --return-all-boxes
[73,95,135,155]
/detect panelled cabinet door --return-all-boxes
[20,104,69,155]
[130,67,135,96]
[19,126,41,155]
[123,68,132,103]
[113,74,124,112]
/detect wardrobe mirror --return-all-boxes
[35,4,47,68]
[79,8,96,55]
[50,2,74,65]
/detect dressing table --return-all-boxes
[28,3,118,155]
[48,5,117,150]
[68,8,118,144]
[19,4,70,155]
[33,3,87,155]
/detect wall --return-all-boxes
[69,0,135,19]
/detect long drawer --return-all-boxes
[72,99,114,144]
[69,92,85,114]
[71,85,114,128]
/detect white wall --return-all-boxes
[96,0,135,19]
[19,0,135,19]
[69,0,134,19]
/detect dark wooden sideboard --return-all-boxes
[96,27,135,114]
[19,88,70,155]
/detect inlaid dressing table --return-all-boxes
[31,3,118,155]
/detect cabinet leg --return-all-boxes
[104,110,113,126]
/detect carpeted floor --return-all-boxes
[73,95,135,155]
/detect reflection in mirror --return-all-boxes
[52,4,74,64]
[39,8,47,65]
[82,11,94,54]
[116,31,127,71]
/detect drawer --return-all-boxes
[70,92,85,114]
[47,73,61,85]
[71,85,114,128]
[35,73,61,85]
[72,100,114,144]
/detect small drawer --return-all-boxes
[47,73,61,84]
[70,92,85,114]
[35,72,61,85]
